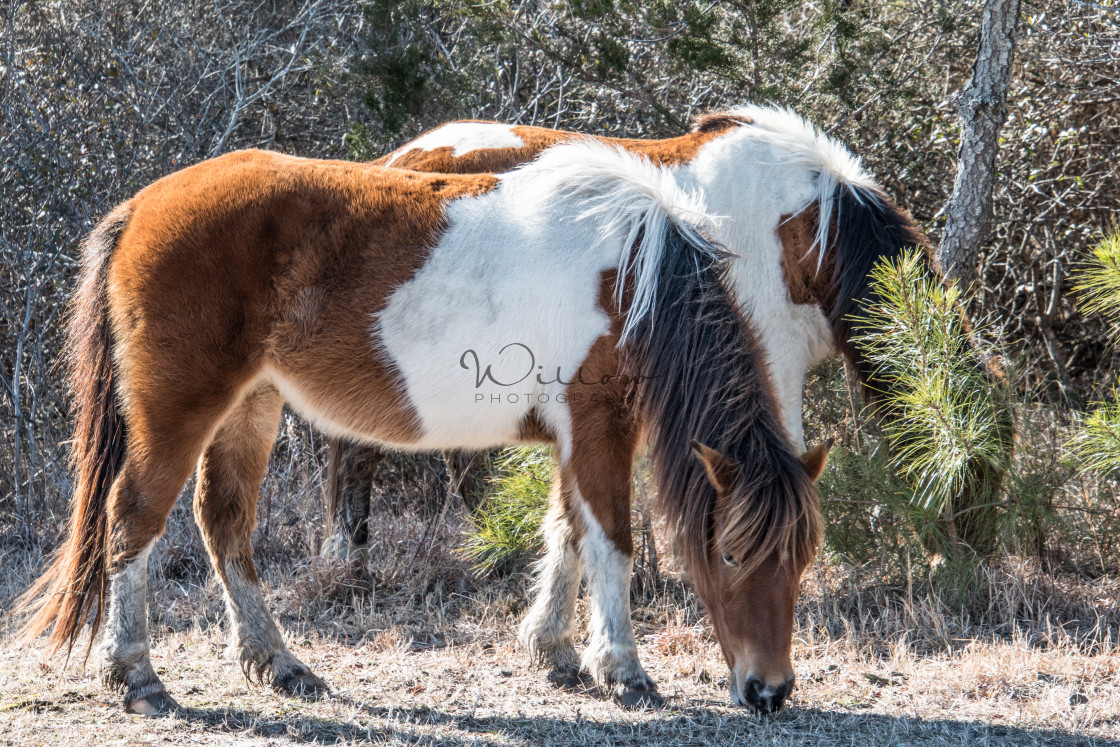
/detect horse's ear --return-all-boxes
[691,439,737,493]
[800,437,835,482]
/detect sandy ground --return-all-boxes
[2,618,1118,746]
[3,482,1119,746]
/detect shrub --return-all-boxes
[851,248,1012,555]
[462,446,552,576]
[1070,229,1120,475]
[1069,396,1120,476]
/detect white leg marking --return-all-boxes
[519,495,583,672]
[99,540,167,704]
[576,497,655,693]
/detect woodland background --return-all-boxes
[2,1,1120,743]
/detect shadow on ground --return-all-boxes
[161,696,1116,746]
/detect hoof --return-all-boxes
[125,690,181,716]
[274,669,330,699]
[615,686,665,710]
[546,667,593,692]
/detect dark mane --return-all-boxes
[690,112,753,134]
[827,187,932,391]
[619,226,821,577]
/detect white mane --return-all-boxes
[512,139,723,343]
[726,104,881,259]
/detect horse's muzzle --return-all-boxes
[734,673,795,714]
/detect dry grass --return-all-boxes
[3,626,1117,746]
[2,491,1119,746]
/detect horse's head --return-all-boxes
[688,438,830,713]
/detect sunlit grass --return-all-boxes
[462,446,552,576]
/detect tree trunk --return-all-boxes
[932,0,1021,558]
[937,0,1022,284]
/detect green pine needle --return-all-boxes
[462,446,553,575]
[1072,227,1120,337]
[1069,229,1120,475]
[1069,395,1120,475]
[852,248,1009,515]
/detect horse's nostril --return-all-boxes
[742,675,793,714]
[742,675,766,712]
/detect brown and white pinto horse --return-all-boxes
[19,141,824,714]
[322,105,1008,702]
[374,106,931,447]
[324,105,938,557]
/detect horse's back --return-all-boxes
[101,150,500,445]
[374,115,749,176]
[109,149,500,320]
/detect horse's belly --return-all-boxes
[378,322,605,452]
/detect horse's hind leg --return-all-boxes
[192,381,327,697]
[101,394,240,714]
[519,476,584,682]
[101,523,174,714]
[320,437,381,564]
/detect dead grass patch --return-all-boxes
[3,524,1119,744]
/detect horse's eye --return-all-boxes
[722,551,740,568]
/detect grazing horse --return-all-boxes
[324,105,1007,560]
[19,140,824,715]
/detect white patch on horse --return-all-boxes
[384,122,526,164]
[675,114,858,450]
[755,306,833,450]
[375,141,715,453]
[575,494,654,692]
[726,104,880,260]
[518,494,583,673]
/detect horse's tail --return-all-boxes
[17,201,133,657]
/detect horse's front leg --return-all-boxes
[552,402,660,708]
[571,465,660,707]
[518,475,584,681]
[320,437,382,564]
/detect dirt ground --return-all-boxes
[3,485,1119,746]
[2,583,1118,746]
